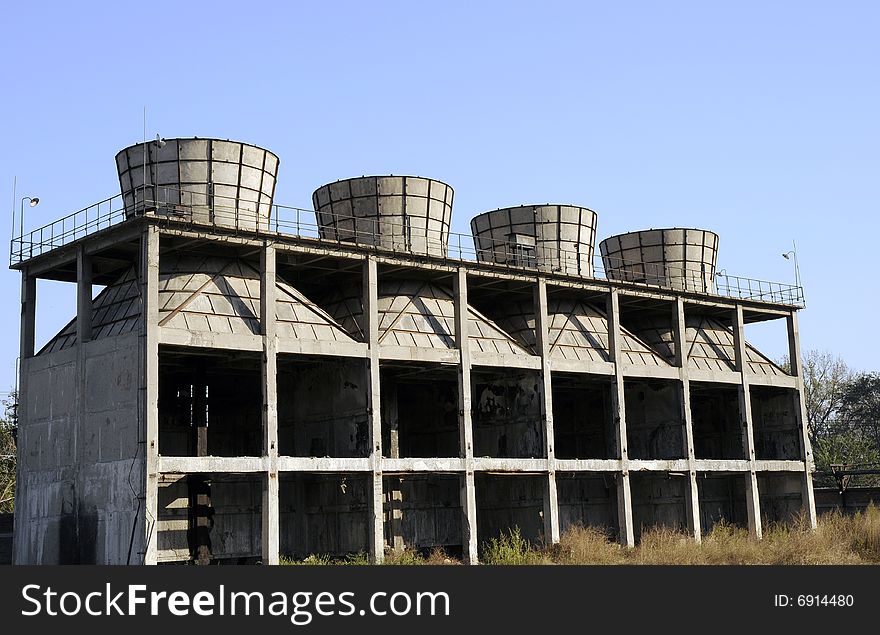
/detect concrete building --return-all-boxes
[11,138,816,564]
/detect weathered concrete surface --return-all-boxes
[557,473,619,538]
[471,205,597,277]
[15,333,143,564]
[630,473,688,539]
[313,176,453,257]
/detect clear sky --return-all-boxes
[1,1,878,393]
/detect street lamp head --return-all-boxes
[782,250,795,260]
[28,197,39,207]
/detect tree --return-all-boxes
[781,349,853,445]
[0,392,15,513]
[839,372,880,430]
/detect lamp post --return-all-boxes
[782,242,801,289]
[20,196,39,258]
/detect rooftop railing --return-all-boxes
[9,185,805,306]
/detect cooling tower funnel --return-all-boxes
[470,204,598,277]
[312,175,453,257]
[599,228,719,293]
[115,137,280,231]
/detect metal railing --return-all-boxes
[9,185,805,306]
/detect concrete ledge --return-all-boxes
[382,458,467,472]
[472,458,548,472]
[471,352,541,370]
[158,328,262,352]
[276,457,371,472]
[278,338,367,358]
[378,345,459,365]
[549,359,615,376]
[158,456,266,473]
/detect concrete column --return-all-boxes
[786,310,818,529]
[606,289,635,547]
[534,278,560,545]
[141,225,160,564]
[76,247,93,344]
[260,242,280,564]
[673,298,701,542]
[454,268,479,563]
[733,305,762,539]
[363,257,385,563]
[20,270,36,359]
[12,270,35,563]
[74,247,93,532]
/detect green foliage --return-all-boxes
[480,527,543,565]
[0,391,16,513]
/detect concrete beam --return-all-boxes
[733,305,762,539]
[470,352,541,370]
[364,257,385,563]
[261,242,280,565]
[158,328,262,352]
[276,457,371,472]
[607,289,635,547]
[534,278,559,544]
[454,268,478,564]
[278,339,368,358]
[379,345,459,365]
[787,310,817,528]
[620,365,681,381]
[159,456,268,473]
[472,458,549,472]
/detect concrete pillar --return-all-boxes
[732,305,762,539]
[673,298,701,542]
[141,225,160,564]
[534,278,560,545]
[260,242,280,564]
[786,310,817,529]
[12,270,35,564]
[363,257,385,562]
[454,268,479,563]
[76,247,93,344]
[606,289,635,547]
[20,271,35,359]
[74,247,93,536]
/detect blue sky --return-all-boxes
[1,1,878,392]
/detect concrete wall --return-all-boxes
[384,475,463,553]
[159,353,263,457]
[691,385,744,460]
[472,371,543,458]
[280,473,370,558]
[15,333,143,564]
[157,474,262,563]
[382,373,459,458]
[758,473,804,527]
[278,358,368,458]
[624,380,684,460]
[557,473,618,537]
[476,474,545,546]
[697,473,748,533]
[751,388,801,460]
[630,473,688,539]
[552,378,614,459]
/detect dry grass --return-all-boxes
[530,505,880,565]
[281,506,880,565]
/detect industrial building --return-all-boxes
[11,137,816,564]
